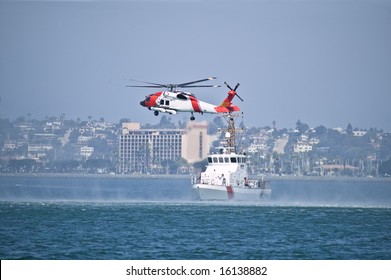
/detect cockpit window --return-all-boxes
[177,93,188,100]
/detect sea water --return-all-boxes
[0,176,391,259]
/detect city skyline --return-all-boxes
[1,114,389,177]
[1,0,390,131]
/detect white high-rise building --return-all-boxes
[118,121,212,173]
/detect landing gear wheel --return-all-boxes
[190,116,195,121]
[154,111,159,116]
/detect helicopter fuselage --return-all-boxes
[140,91,225,115]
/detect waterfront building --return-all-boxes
[28,144,54,162]
[293,142,313,153]
[77,135,92,144]
[182,121,210,164]
[118,121,212,174]
[353,130,367,137]
[80,146,94,159]
[119,123,184,173]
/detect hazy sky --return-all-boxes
[1,0,390,130]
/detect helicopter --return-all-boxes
[126,77,243,121]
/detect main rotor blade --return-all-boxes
[125,85,163,88]
[125,78,166,88]
[180,85,221,88]
[178,77,217,87]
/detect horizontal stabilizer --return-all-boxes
[214,105,240,113]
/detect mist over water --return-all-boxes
[0,176,193,202]
[0,176,390,208]
[271,179,391,208]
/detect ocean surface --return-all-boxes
[1,175,391,260]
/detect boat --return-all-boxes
[192,113,271,201]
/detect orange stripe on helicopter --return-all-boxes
[189,96,202,112]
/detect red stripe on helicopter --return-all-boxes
[189,96,201,112]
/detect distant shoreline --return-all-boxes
[0,173,190,180]
[262,175,391,183]
[1,172,390,183]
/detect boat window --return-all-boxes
[238,157,242,163]
[218,157,224,163]
[213,157,218,163]
[230,157,237,163]
[208,157,212,163]
[243,157,246,163]
[224,157,229,163]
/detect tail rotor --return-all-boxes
[224,82,243,102]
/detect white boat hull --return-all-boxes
[193,184,271,201]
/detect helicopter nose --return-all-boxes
[140,100,146,107]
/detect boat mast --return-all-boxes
[219,112,242,154]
